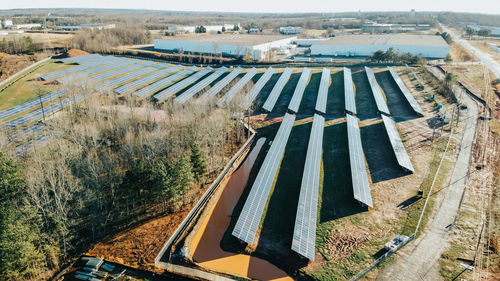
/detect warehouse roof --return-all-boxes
[315,34,449,47]
[158,34,295,46]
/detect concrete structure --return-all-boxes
[154,34,296,60]
[310,34,450,59]
[279,26,303,35]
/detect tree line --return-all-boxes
[367,48,427,65]
[72,26,152,53]
[0,87,247,280]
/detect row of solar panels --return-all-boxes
[232,66,419,261]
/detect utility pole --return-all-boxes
[38,88,46,121]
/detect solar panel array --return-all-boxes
[40,60,108,81]
[381,115,414,172]
[240,67,275,110]
[95,64,169,91]
[59,54,101,63]
[114,65,182,95]
[175,67,228,104]
[153,67,213,101]
[387,67,424,116]
[88,61,151,85]
[134,66,198,98]
[217,68,258,106]
[232,113,296,244]
[346,114,373,207]
[315,68,330,114]
[344,67,357,115]
[292,113,324,261]
[288,68,311,113]
[2,94,84,130]
[365,67,390,116]
[203,67,243,98]
[57,58,132,83]
[0,88,68,121]
[262,68,292,112]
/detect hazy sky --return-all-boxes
[1,0,500,14]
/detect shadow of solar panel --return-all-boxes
[387,67,424,116]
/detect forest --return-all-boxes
[0,86,248,280]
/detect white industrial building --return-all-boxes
[14,23,42,29]
[310,34,450,59]
[279,26,303,35]
[154,34,296,60]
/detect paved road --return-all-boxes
[377,74,478,281]
[440,24,500,80]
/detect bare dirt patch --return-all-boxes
[66,48,90,57]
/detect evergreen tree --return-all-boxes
[190,144,207,182]
[154,155,194,202]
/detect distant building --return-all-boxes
[466,24,500,37]
[310,34,450,59]
[279,26,303,35]
[14,23,42,29]
[154,34,296,61]
[167,25,196,34]
[55,23,115,31]
[248,28,259,34]
[362,22,430,33]
[2,20,13,29]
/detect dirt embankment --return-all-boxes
[66,49,90,57]
[0,53,47,82]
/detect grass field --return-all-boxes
[0,61,67,111]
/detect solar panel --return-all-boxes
[153,67,213,102]
[217,68,258,106]
[232,113,296,244]
[381,115,414,172]
[365,67,390,116]
[174,67,228,104]
[202,67,243,98]
[315,68,330,114]
[41,60,109,81]
[387,67,424,116]
[346,114,373,207]
[133,66,198,98]
[0,88,68,121]
[114,65,182,95]
[94,64,169,91]
[292,113,324,261]
[344,67,356,115]
[262,68,292,112]
[240,67,275,110]
[59,54,101,63]
[89,61,150,85]
[288,68,311,113]
[57,58,132,83]
[1,94,84,130]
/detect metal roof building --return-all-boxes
[310,34,450,59]
[154,34,296,61]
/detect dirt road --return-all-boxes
[377,76,479,280]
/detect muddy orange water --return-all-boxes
[189,137,293,281]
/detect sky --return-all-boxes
[1,0,500,15]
